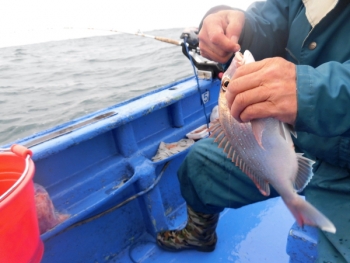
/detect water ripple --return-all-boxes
[0,28,193,145]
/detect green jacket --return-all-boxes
[239,0,350,172]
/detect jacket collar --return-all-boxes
[302,0,338,27]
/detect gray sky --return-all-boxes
[0,0,256,48]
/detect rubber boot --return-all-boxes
[156,205,219,252]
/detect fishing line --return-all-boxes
[76,27,181,46]
[183,36,210,127]
[8,26,181,46]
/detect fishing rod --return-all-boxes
[63,27,182,46]
[110,29,181,46]
[108,26,223,78]
[89,26,224,77]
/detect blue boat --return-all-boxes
[1,33,318,263]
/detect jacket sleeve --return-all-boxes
[295,60,350,137]
[238,0,291,61]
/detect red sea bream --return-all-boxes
[210,50,336,233]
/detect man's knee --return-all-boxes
[187,138,213,160]
[178,138,220,179]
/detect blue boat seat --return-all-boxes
[286,223,318,263]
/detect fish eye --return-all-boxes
[221,78,230,92]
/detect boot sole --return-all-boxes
[156,240,216,253]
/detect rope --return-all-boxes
[47,161,170,240]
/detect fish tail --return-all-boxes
[285,195,336,233]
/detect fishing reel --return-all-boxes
[180,27,223,79]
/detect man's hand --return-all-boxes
[225,57,297,125]
[198,10,245,63]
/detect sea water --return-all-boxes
[0,28,193,146]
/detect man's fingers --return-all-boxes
[199,26,238,62]
[224,57,297,125]
[232,60,266,79]
[225,69,263,109]
[225,12,245,42]
[198,10,244,62]
[228,86,271,122]
[240,102,277,123]
[199,46,233,63]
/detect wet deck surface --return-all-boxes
[114,197,295,263]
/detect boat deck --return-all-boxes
[114,197,295,263]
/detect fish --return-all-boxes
[209,50,336,233]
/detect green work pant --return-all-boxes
[178,138,350,263]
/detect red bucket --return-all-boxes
[0,145,44,263]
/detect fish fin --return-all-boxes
[294,154,315,192]
[218,137,228,149]
[227,147,233,159]
[208,120,221,137]
[285,196,336,233]
[209,121,230,149]
[250,119,265,149]
[209,121,224,140]
[214,131,225,143]
[278,121,297,138]
[210,122,230,151]
[223,141,231,154]
[252,173,270,196]
[288,124,297,138]
[209,120,220,131]
[278,121,288,141]
[231,150,236,162]
[244,167,270,196]
[278,122,296,147]
[210,119,271,196]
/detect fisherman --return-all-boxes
[156,1,350,262]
